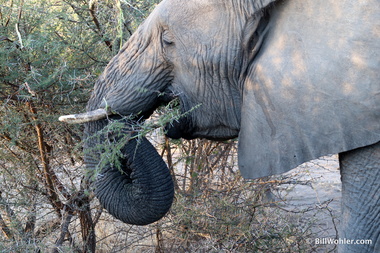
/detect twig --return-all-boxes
[0,36,14,43]
[88,0,113,51]
[15,0,24,49]
[3,0,14,27]
[15,23,23,49]
[27,101,66,217]
[53,210,73,253]
[121,0,146,17]
[24,82,36,97]
[35,219,61,238]
[0,213,14,240]
[0,191,22,230]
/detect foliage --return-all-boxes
[0,0,159,251]
[84,97,202,180]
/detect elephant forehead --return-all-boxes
[159,0,232,39]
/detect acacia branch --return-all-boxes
[23,202,36,237]
[162,137,179,190]
[26,101,66,217]
[0,191,23,239]
[0,191,21,226]
[3,0,14,27]
[0,133,30,153]
[15,0,24,49]
[35,219,60,238]
[0,213,13,240]
[88,0,113,51]
[53,210,74,253]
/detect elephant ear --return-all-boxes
[238,1,380,179]
[238,72,380,179]
[241,9,270,67]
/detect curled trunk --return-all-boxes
[87,122,174,225]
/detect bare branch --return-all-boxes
[53,210,73,253]
[0,213,14,240]
[27,101,66,217]
[15,0,24,49]
[88,0,113,51]
[3,0,14,27]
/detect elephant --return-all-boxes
[59,0,380,252]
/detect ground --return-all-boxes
[279,155,341,252]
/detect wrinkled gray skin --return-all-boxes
[83,0,379,251]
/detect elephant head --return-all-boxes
[60,0,380,228]
[59,0,276,225]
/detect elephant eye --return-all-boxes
[163,38,173,45]
[162,30,174,46]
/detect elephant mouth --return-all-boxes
[58,88,178,125]
[57,92,195,141]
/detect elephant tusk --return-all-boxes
[59,108,111,124]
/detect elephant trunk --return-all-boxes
[85,121,174,225]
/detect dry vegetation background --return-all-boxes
[0,0,341,252]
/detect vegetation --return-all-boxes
[0,0,337,252]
